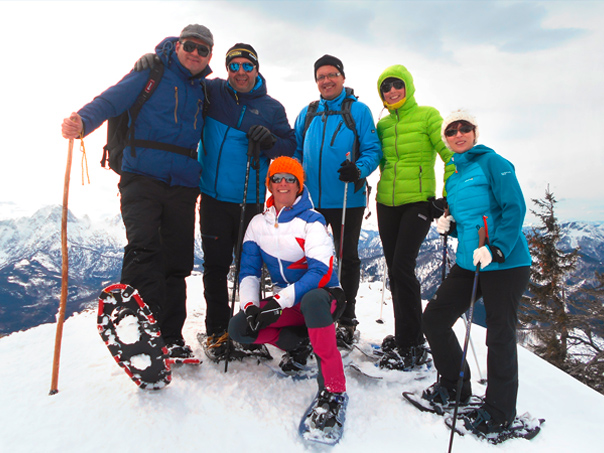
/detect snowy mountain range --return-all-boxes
[1,205,603,335]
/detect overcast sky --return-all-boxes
[1,0,602,224]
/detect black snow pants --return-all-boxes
[119,172,199,344]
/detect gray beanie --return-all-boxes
[441,109,480,150]
[180,24,214,48]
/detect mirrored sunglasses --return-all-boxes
[228,62,255,73]
[181,41,210,57]
[270,173,297,184]
[380,79,405,93]
[444,125,475,137]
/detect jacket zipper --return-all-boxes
[194,99,202,130]
[419,165,423,193]
[318,110,328,208]
[174,86,179,123]
[392,110,401,205]
[330,122,343,146]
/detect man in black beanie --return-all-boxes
[293,54,382,349]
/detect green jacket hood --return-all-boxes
[377,64,416,112]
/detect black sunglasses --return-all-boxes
[270,173,297,184]
[444,125,475,137]
[181,41,210,57]
[381,79,405,93]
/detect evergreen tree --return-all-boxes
[519,187,579,367]
[565,272,604,393]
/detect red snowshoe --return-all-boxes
[97,284,171,390]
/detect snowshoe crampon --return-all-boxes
[97,284,171,390]
[299,390,348,445]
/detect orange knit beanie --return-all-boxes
[266,157,305,194]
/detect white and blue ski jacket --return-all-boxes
[239,187,340,309]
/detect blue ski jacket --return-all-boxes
[78,37,210,188]
[294,89,382,209]
[446,144,531,272]
[199,76,296,204]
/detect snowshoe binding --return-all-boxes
[198,331,272,363]
[165,340,201,367]
[299,389,349,445]
[446,408,544,444]
[403,381,482,415]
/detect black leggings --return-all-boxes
[423,264,530,424]
[377,201,431,348]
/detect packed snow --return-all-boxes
[1,273,603,452]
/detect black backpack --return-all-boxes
[301,87,365,192]
[101,56,203,174]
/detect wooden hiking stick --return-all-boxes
[49,138,74,395]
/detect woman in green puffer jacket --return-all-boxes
[374,64,454,371]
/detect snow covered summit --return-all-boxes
[1,276,603,452]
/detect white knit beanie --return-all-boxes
[441,109,479,150]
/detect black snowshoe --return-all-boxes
[403,381,482,416]
[299,389,349,445]
[447,408,544,444]
[97,284,171,390]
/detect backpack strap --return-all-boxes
[300,100,320,156]
[126,56,165,158]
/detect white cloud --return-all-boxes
[1,0,602,222]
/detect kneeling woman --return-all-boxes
[229,156,348,436]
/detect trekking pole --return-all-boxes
[442,208,485,385]
[447,217,487,453]
[337,152,351,282]
[460,314,487,385]
[255,155,264,301]
[224,141,256,372]
[376,257,386,324]
[49,137,75,395]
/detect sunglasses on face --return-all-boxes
[444,125,475,137]
[270,173,297,184]
[181,41,210,57]
[380,80,405,93]
[228,62,256,73]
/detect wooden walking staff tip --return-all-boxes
[49,138,74,395]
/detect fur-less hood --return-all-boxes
[377,64,417,112]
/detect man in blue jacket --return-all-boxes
[294,55,382,348]
[61,24,213,358]
[198,44,296,360]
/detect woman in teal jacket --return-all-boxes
[375,64,454,371]
[421,109,531,437]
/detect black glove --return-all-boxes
[245,304,261,332]
[134,53,157,72]
[245,298,282,332]
[337,159,361,183]
[247,125,276,150]
[429,197,447,221]
[488,244,506,263]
